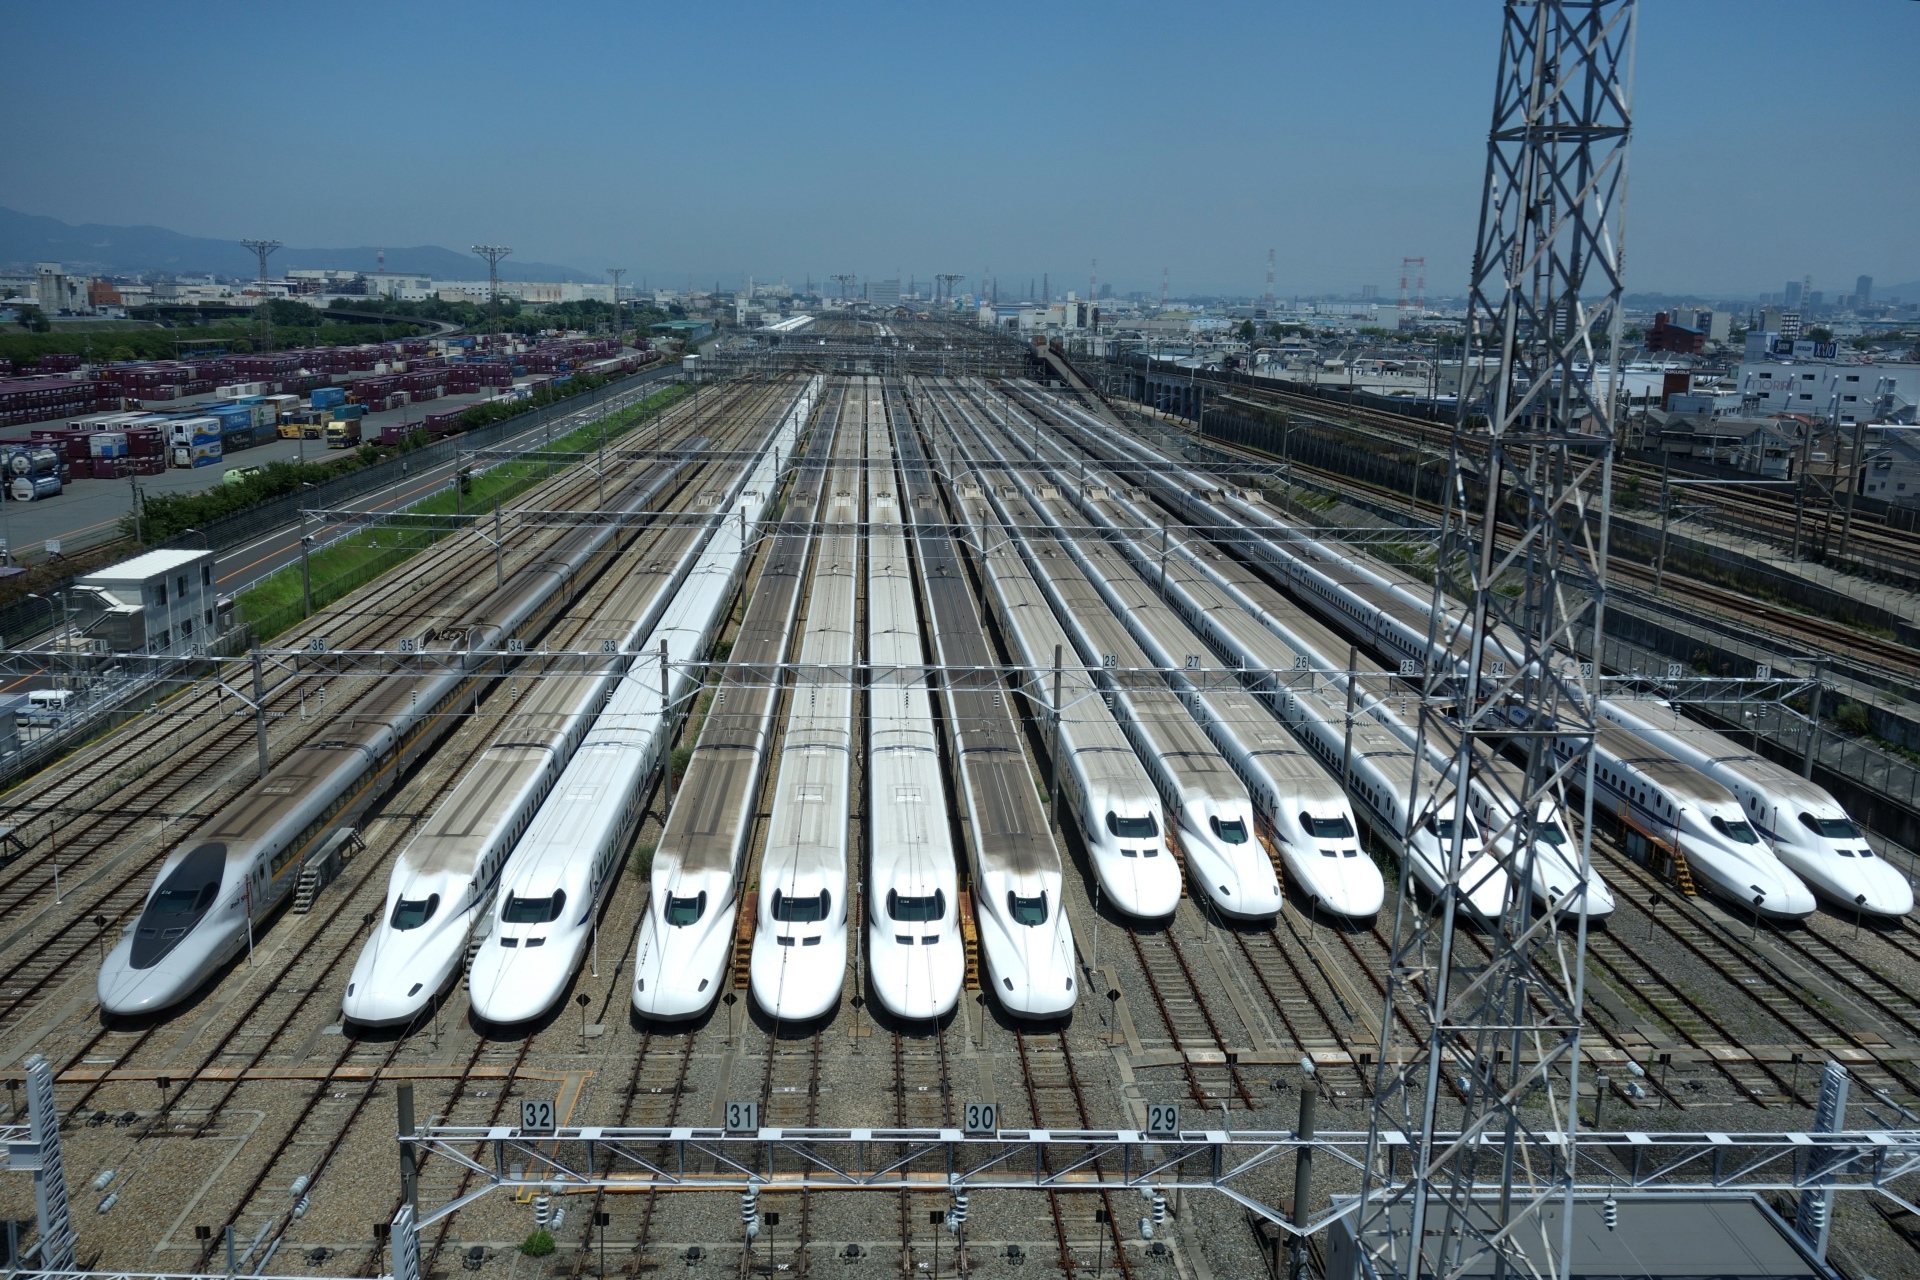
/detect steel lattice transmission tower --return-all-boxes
[239,238,281,352]
[1354,4,1636,1279]
[472,245,511,337]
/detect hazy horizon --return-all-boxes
[5,1,1914,300]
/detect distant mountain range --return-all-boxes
[0,206,599,283]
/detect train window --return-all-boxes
[1210,816,1248,845]
[1799,813,1862,840]
[1710,816,1760,845]
[666,892,707,926]
[1007,891,1049,926]
[1106,812,1158,839]
[887,889,946,922]
[391,895,440,930]
[1302,813,1354,840]
[503,891,566,923]
[1537,825,1568,846]
[772,890,830,923]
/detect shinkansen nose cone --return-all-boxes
[98,843,240,1016]
[342,893,469,1027]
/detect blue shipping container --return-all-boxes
[312,386,347,409]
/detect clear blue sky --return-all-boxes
[5,1,1915,299]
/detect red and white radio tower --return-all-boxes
[1398,255,1426,320]
[1263,248,1276,311]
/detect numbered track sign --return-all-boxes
[963,1102,997,1135]
[1146,1103,1180,1138]
[522,1098,555,1132]
[725,1100,759,1133]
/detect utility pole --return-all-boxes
[606,267,627,343]
[1357,5,1636,1280]
[472,245,512,338]
[239,239,281,353]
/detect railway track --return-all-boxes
[1011,1028,1134,1280]
[1122,919,1252,1107]
[1170,389,1919,681]
[1192,375,1920,576]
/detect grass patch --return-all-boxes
[234,383,689,641]
[519,1230,555,1258]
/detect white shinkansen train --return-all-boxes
[977,383,1509,917]
[631,386,837,1020]
[954,397,1284,918]
[1021,479,1376,917]
[749,385,865,1022]
[930,391,1178,920]
[459,379,821,1025]
[98,447,701,1018]
[343,385,815,1026]
[898,395,1076,1017]
[1599,699,1906,916]
[1559,719,1815,919]
[1021,383,1889,921]
[866,388,963,1019]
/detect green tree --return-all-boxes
[1806,326,1833,342]
[1237,319,1256,341]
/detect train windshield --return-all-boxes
[1303,813,1354,840]
[1711,815,1760,844]
[1800,813,1862,840]
[152,884,219,915]
[1426,815,1480,843]
[665,891,707,926]
[888,889,946,922]
[390,894,440,930]
[1536,824,1569,846]
[772,889,830,923]
[1106,812,1159,839]
[1007,891,1049,926]
[502,891,566,923]
[132,842,227,970]
[1209,816,1249,845]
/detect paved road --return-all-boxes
[0,373,679,702]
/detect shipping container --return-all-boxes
[89,433,129,459]
[11,474,61,501]
[311,386,347,410]
[171,440,223,469]
[167,417,222,447]
[8,446,64,478]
